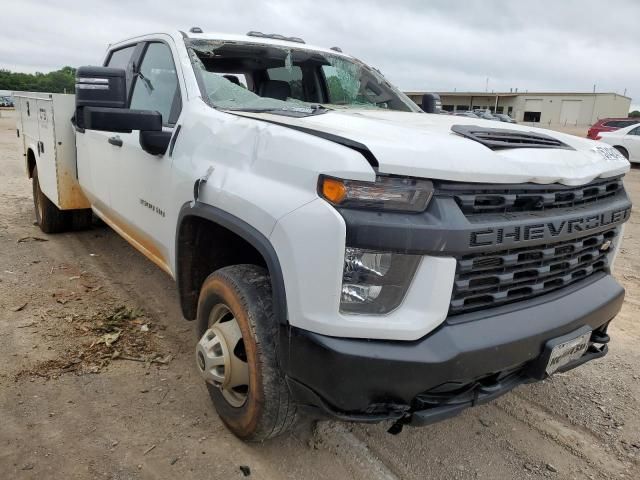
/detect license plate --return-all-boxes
[545,331,591,376]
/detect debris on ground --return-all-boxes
[143,445,156,455]
[17,236,48,243]
[239,465,251,476]
[92,330,121,347]
[14,303,168,380]
[546,463,558,473]
[16,322,37,328]
[10,301,28,312]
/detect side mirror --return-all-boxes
[76,66,127,109]
[139,130,172,156]
[421,93,442,114]
[75,65,163,133]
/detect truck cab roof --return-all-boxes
[109,29,353,60]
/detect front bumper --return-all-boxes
[281,273,624,424]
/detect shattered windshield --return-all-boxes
[185,39,420,116]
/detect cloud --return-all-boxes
[2,0,638,109]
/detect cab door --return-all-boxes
[109,40,183,274]
[75,44,139,212]
[623,126,640,162]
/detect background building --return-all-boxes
[404,91,632,127]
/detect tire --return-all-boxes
[195,265,297,441]
[614,146,629,160]
[32,166,69,233]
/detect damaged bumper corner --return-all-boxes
[279,274,623,426]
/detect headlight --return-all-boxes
[340,247,421,314]
[319,175,434,212]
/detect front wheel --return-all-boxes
[195,265,297,441]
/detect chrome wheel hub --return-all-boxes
[196,304,249,407]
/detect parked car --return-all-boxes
[598,123,640,162]
[494,113,517,123]
[14,28,632,441]
[587,117,640,140]
[0,96,14,107]
[473,109,499,120]
[453,111,480,118]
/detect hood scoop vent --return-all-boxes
[451,125,573,151]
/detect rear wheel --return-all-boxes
[32,166,69,233]
[195,265,297,441]
[614,146,629,160]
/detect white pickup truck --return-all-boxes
[15,28,632,441]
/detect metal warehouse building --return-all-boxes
[404,91,631,128]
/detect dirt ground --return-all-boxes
[0,109,639,480]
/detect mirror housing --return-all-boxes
[76,66,127,109]
[139,130,172,156]
[79,107,162,133]
[75,65,163,133]
[421,93,442,114]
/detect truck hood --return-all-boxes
[233,109,630,185]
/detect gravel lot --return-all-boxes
[1,110,639,479]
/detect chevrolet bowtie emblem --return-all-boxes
[600,240,612,252]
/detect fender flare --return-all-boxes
[175,202,288,326]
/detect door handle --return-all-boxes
[108,136,123,147]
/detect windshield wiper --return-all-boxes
[308,104,330,113]
[224,107,294,113]
[224,105,330,116]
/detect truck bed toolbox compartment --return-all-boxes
[14,92,90,210]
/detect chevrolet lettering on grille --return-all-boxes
[469,207,631,248]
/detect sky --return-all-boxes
[2,0,638,111]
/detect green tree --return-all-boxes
[629,110,640,118]
[0,67,76,93]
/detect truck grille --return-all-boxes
[450,229,616,315]
[439,176,623,215]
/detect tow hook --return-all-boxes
[591,330,610,344]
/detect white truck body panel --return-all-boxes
[15,92,90,210]
[232,109,630,186]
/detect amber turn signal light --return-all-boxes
[321,177,347,204]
